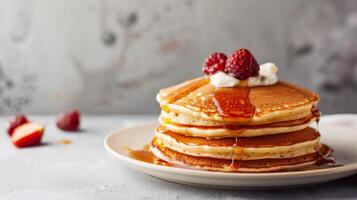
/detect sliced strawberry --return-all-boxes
[56,110,80,131]
[11,123,44,148]
[7,115,29,136]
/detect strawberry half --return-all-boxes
[11,123,45,148]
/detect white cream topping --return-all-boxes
[210,62,279,87]
[248,62,279,87]
[210,71,240,87]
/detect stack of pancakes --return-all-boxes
[151,77,332,172]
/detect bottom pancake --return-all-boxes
[155,127,321,160]
[150,139,333,172]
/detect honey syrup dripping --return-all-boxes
[127,145,171,166]
[212,80,255,170]
[311,105,321,124]
[311,105,337,167]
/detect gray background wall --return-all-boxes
[0,0,356,115]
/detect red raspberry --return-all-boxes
[225,49,260,80]
[203,52,227,75]
[7,114,29,136]
[56,110,81,131]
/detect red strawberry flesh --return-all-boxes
[57,110,80,131]
[7,114,29,136]
[11,123,44,148]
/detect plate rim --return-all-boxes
[104,114,357,179]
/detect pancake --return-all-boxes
[155,127,320,160]
[160,112,317,138]
[150,140,332,172]
[151,73,333,172]
[157,78,319,125]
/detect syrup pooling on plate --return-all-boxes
[127,144,171,166]
[127,144,154,163]
[129,149,155,163]
[212,80,255,170]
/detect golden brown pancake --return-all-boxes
[164,114,315,129]
[155,127,321,160]
[159,113,317,138]
[158,127,319,148]
[157,78,319,125]
[150,140,332,172]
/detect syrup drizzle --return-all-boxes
[311,105,321,124]
[230,137,238,169]
[161,77,209,105]
[212,80,255,170]
[127,145,171,166]
[311,105,336,166]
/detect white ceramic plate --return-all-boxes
[104,114,357,189]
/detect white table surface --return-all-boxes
[0,115,356,200]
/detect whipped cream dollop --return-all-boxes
[210,71,240,87]
[210,62,279,87]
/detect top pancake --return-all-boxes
[157,77,319,125]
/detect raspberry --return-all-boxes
[7,114,29,136]
[225,49,260,80]
[56,110,81,131]
[203,52,227,75]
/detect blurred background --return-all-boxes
[0,0,356,115]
